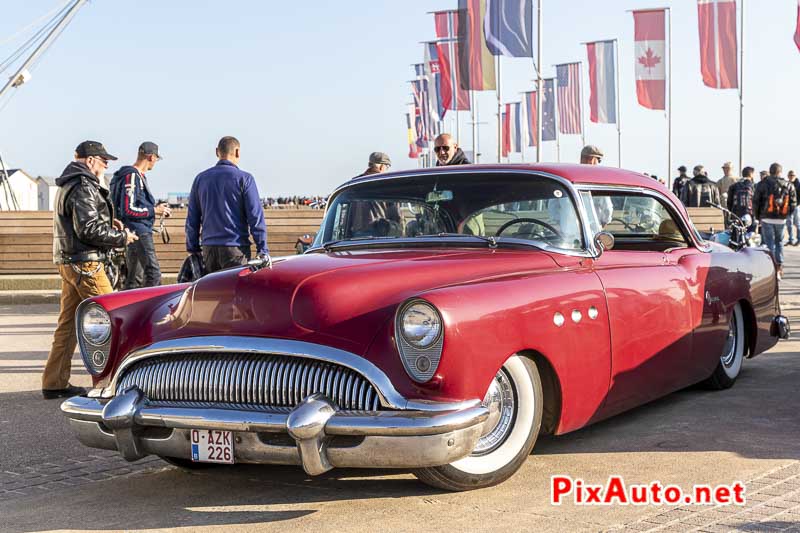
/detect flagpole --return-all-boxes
[615,38,622,168]
[471,91,479,163]
[448,11,460,145]
[536,0,543,162]
[667,7,672,190]
[738,0,744,174]
[554,81,561,162]
[497,56,502,163]
[578,60,585,147]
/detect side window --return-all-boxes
[588,192,689,250]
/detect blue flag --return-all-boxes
[484,0,533,57]
[542,78,556,141]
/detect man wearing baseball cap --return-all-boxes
[109,141,171,289]
[44,141,138,399]
[355,152,392,178]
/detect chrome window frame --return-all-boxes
[310,168,597,259]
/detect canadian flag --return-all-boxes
[633,9,666,110]
[697,0,738,89]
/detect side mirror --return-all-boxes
[594,231,615,255]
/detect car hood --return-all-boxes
[157,248,559,354]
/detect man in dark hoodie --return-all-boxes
[434,133,470,166]
[43,141,138,399]
[681,164,721,207]
[109,142,170,289]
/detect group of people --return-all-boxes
[263,195,326,209]
[672,161,798,278]
[43,136,269,399]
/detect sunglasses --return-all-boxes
[434,146,451,153]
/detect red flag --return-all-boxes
[633,9,666,110]
[433,11,471,110]
[698,0,738,89]
[795,0,800,52]
[524,91,537,147]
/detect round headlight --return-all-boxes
[82,305,111,345]
[401,302,442,348]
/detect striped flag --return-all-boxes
[633,9,667,110]
[501,111,509,157]
[697,0,738,89]
[411,79,431,147]
[506,102,523,154]
[542,79,556,141]
[433,11,471,110]
[524,91,538,146]
[425,43,448,120]
[794,0,800,52]
[555,63,582,135]
[586,40,617,124]
[457,0,496,90]
[484,0,534,57]
[406,107,419,159]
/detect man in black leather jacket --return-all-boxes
[43,141,137,399]
[680,165,721,207]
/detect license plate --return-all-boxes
[190,429,234,464]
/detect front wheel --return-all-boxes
[414,355,543,491]
[704,303,745,390]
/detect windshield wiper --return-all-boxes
[322,235,399,251]
[431,232,498,248]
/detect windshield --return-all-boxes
[314,172,585,251]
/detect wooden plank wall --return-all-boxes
[0,209,323,275]
[686,207,726,234]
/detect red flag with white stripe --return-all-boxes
[698,0,738,89]
[633,9,666,110]
[795,0,800,52]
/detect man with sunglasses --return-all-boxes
[44,141,138,399]
[434,133,470,166]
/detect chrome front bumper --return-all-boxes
[61,386,489,475]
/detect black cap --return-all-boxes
[138,141,162,160]
[75,140,117,160]
[678,165,687,172]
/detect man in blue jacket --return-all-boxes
[109,142,171,289]
[186,136,268,273]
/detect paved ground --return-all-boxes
[0,249,799,532]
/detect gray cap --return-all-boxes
[581,145,603,158]
[369,152,391,166]
[138,141,162,160]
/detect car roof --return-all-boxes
[354,163,668,192]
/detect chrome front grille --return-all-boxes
[116,353,381,411]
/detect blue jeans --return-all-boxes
[761,222,785,266]
[124,232,161,289]
[786,207,800,243]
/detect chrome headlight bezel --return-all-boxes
[394,299,444,383]
[77,301,112,375]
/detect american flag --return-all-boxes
[556,62,582,135]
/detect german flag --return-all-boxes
[458,0,496,91]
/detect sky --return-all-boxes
[0,0,798,199]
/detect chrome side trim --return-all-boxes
[105,336,480,412]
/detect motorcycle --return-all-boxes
[104,247,128,290]
[708,203,761,251]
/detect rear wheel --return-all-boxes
[414,355,543,491]
[704,303,745,390]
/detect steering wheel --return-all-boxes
[610,217,642,232]
[495,218,562,238]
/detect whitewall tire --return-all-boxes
[705,303,745,389]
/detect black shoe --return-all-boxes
[42,384,87,400]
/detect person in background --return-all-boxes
[578,145,613,228]
[109,142,171,289]
[785,170,800,246]
[434,133,470,166]
[759,170,769,181]
[355,152,391,178]
[754,163,797,279]
[716,162,739,207]
[44,141,137,399]
[727,166,756,231]
[681,165,721,207]
[580,145,603,165]
[672,165,691,201]
[185,136,268,273]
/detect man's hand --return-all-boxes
[155,203,172,218]
[125,229,139,245]
[112,218,124,231]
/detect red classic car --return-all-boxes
[62,164,789,491]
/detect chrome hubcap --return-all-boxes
[473,369,516,456]
[721,312,737,367]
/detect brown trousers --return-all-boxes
[42,263,113,390]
